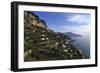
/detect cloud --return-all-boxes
[66,14,90,25]
[60,25,91,35]
[52,13,91,34]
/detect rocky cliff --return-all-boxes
[24,11,86,61]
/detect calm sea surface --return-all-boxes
[71,35,90,58]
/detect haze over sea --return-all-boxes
[34,11,91,58]
[71,33,90,58]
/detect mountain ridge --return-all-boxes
[24,11,87,61]
[63,32,82,37]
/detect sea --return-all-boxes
[71,34,90,58]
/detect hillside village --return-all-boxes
[24,11,86,61]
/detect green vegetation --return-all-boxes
[24,11,86,62]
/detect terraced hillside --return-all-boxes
[24,11,86,61]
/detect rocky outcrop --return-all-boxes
[24,11,86,61]
[24,11,47,29]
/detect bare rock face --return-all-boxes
[24,11,86,62]
[24,11,47,29]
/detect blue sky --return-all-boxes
[33,11,91,35]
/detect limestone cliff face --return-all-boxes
[24,11,86,61]
[24,11,47,29]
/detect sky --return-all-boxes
[33,11,91,35]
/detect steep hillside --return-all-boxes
[24,11,86,61]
